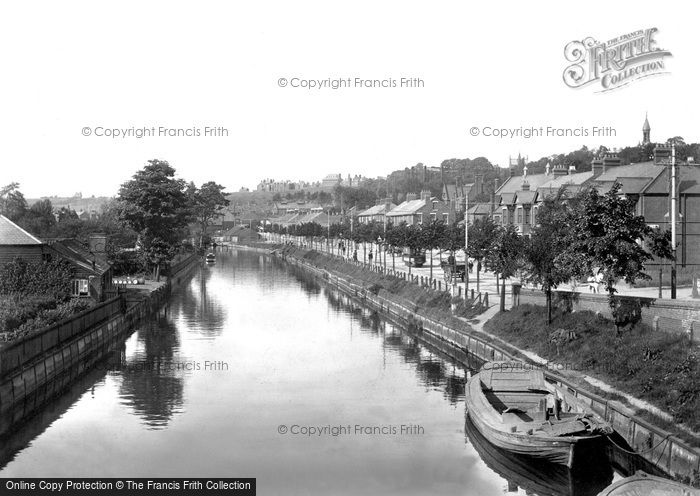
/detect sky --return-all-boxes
[0,1,697,198]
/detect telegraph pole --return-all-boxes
[671,143,677,299]
[465,192,469,299]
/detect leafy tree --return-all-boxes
[19,198,56,236]
[421,220,446,280]
[485,224,525,312]
[116,160,189,279]
[440,223,465,277]
[555,184,655,318]
[189,181,230,247]
[0,183,28,222]
[467,216,498,293]
[523,189,573,324]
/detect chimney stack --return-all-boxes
[475,174,484,195]
[420,189,432,202]
[568,165,576,175]
[591,159,604,177]
[406,192,418,201]
[88,233,107,256]
[552,164,568,177]
[602,152,621,173]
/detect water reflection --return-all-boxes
[117,310,185,429]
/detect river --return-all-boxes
[0,249,620,495]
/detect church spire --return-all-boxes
[642,112,651,145]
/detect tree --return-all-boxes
[485,224,525,312]
[19,198,56,237]
[421,220,446,280]
[524,189,573,324]
[0,183,28,222]
[556,184,654,316]
[190,181,230,247]
[440,223,465,277]
[116,160,189,280]
[467,217,498,293]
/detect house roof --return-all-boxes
[499,193,516,205]
[386,199,426,216]
[617,177,655,194]
[47,239,110,275]
[358,203,396,217]
[537,171,594,196]
[0,215,43,245]
[496,173,552,195]
[467,203,492,215]
[515,190,537,205]
[594,161,664,183]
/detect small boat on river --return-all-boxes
[466,361,613,467]
[205,253,216,264]
[596,471,699,495]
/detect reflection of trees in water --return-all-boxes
[178,268,227,338]
[325,287,469,405]
[443,373,465,404]
[291,267,322,296]
[119,312,185,429]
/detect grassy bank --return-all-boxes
[484,304,699,438]
[298,249,487,323]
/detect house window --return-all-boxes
[430,212,437,221]
[517,208,523,224]
[418,213,423,224]
[442,213,449,223]
[524,208,530,225]
[502,208,508,225]
[532,206,537,224]
[72,279,89,297]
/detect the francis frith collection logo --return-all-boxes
[563,28,672,92]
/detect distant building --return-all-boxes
[386,190,452,226]
[320,174,342,190]
[357,199,396,224]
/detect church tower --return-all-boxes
[642,112,651,145]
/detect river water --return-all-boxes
[0,249,620,495]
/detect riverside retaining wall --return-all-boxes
[253,245,700,482]
[0,254,200,417]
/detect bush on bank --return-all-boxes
[484,304,700,436]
